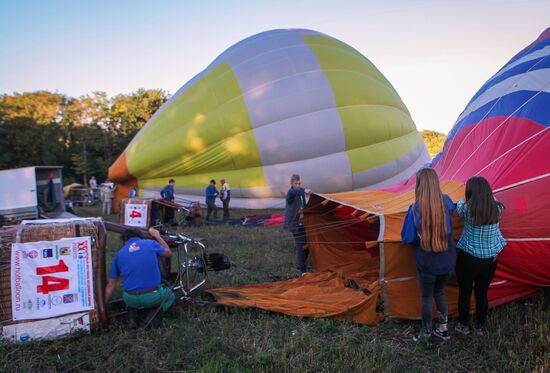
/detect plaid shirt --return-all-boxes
[456,200,506,258]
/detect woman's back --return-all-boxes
[457,201,506,259]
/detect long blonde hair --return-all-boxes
[415,168,448,252]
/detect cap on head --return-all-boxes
[210,179,216,184]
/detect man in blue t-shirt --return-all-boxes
[105,228,175,325]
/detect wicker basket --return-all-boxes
[0,219,108,331]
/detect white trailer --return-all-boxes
[0,166,65,223]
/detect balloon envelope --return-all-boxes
[109,29,429,207]
[432,27,550,304]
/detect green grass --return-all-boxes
[1,205,549,372]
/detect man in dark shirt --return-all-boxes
[105,228,175,325]
[284,174,312,274]
[205,179,219,220]
[160,179,176,224]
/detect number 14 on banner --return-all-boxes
[36,260,69,294]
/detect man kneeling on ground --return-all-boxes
[105,227,175,326]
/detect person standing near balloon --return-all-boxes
[89,175,97,189]
[401,168,456,342]
[219,178,231,219]
[89,175,98,201]
[284,174,312,275]
[160,179,176,225]
[454,176,506,336]
[101,183,115,216]
[205,179,219,220]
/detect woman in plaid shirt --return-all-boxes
[455,176,506,335]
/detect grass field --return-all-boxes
[1,205,549,372]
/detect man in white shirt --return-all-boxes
[219,178,231,219]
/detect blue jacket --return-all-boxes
[284,187,306,232]
[205,185,218,204]
[401,194,456,275]
[160,184,174,201]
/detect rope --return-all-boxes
[474,125,550,176]
[445,84,550,181]
[438,49,550,174]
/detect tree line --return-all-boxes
[1,90,448,185]
[0,89,168,184]
[420,130,446,158]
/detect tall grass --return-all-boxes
[1,207,548,372]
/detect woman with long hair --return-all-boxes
[402,168,456,341]
[455,176,505,335]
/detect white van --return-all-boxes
[0,166,66,223]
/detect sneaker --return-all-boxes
[432,328,451,341]
[455,323,471,335]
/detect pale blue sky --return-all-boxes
[1,0,549,133]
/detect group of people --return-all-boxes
[205,178,231,220]
[87,175,116,216]
[106,169,505,335]
[402,168,506,341]
[159,178,232,224]
[283,169,506,341]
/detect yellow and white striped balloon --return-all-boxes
[109,29,429,208]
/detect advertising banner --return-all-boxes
[124,203,148,227]
[1,312,91,343]
[11,237,95,320]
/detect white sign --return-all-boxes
[124,203,148,227]
[2,312,91,343]
[11,237,95,320]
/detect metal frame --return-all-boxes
[170,233,208,300]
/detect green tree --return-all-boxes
[62,93,112,183]
[421,130,447,158]
[0,117,67,171]
[0,89,169,184]
[0,91,66,125]
[109,88,168,137]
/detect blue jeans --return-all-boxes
[417,270,450,333]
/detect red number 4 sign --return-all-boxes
[36,260,69,294]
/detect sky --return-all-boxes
[0,0,549,134]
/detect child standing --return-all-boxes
[455,176,506,335]
[402,168,456,341]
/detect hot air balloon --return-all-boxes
[109,29,429,208]
[208,27,550,324]
[431,27,550,305]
